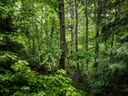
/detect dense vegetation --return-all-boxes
[0,0,128,96]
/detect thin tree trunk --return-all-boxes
[110,32,114,63]
[44,20,49,49]
[110,0,120,63]
[75,0,79,72]
[50,24,54,47]
[32,25,36,56]
[58,0,66,69]
[84,0,89,74]
[69,2,74,62]
[94,0,101,63]
[36,25,41,64]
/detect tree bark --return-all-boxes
[94,0,101,63]
[84,0,89,74]
[75,0,79,72]
[58,0,66,69]
[69,2,74,61]
[110,0,120,63]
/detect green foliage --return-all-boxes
[88,61,110,96]
[0,52,18,73]
[0,60,84,96]
[0,0,128,96]
[88,59,128,96]
[40,46,61,70]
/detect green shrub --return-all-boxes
[88,60,128,96]
[0,60,85,96]
[0,52,18,73]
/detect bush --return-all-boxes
[88,60,128,96]
[0,52,18,73]
[0,60,85,96]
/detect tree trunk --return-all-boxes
[44,20,49,49]
[36,24,41,64]
[32,25,36,56]
[58,0,66,69]
[70,2,74,61]
[94,0,101,63]
[75,0,79,72]
[110,0,120,63]
[84,0,89,74]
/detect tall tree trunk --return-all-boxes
[75,0,79,72]
[84,0,89,74]
[69,2,74,62]
[94,0,101,63]
[58,0,66,69]
[110,0,120,63]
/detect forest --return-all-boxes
[0,0,128,96]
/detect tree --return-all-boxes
[69,0,75,61]
[58,0,66,69]
[75,0,80,72]
[0,0,25,73]
[94,0,101,63]
[84,0,89,74]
